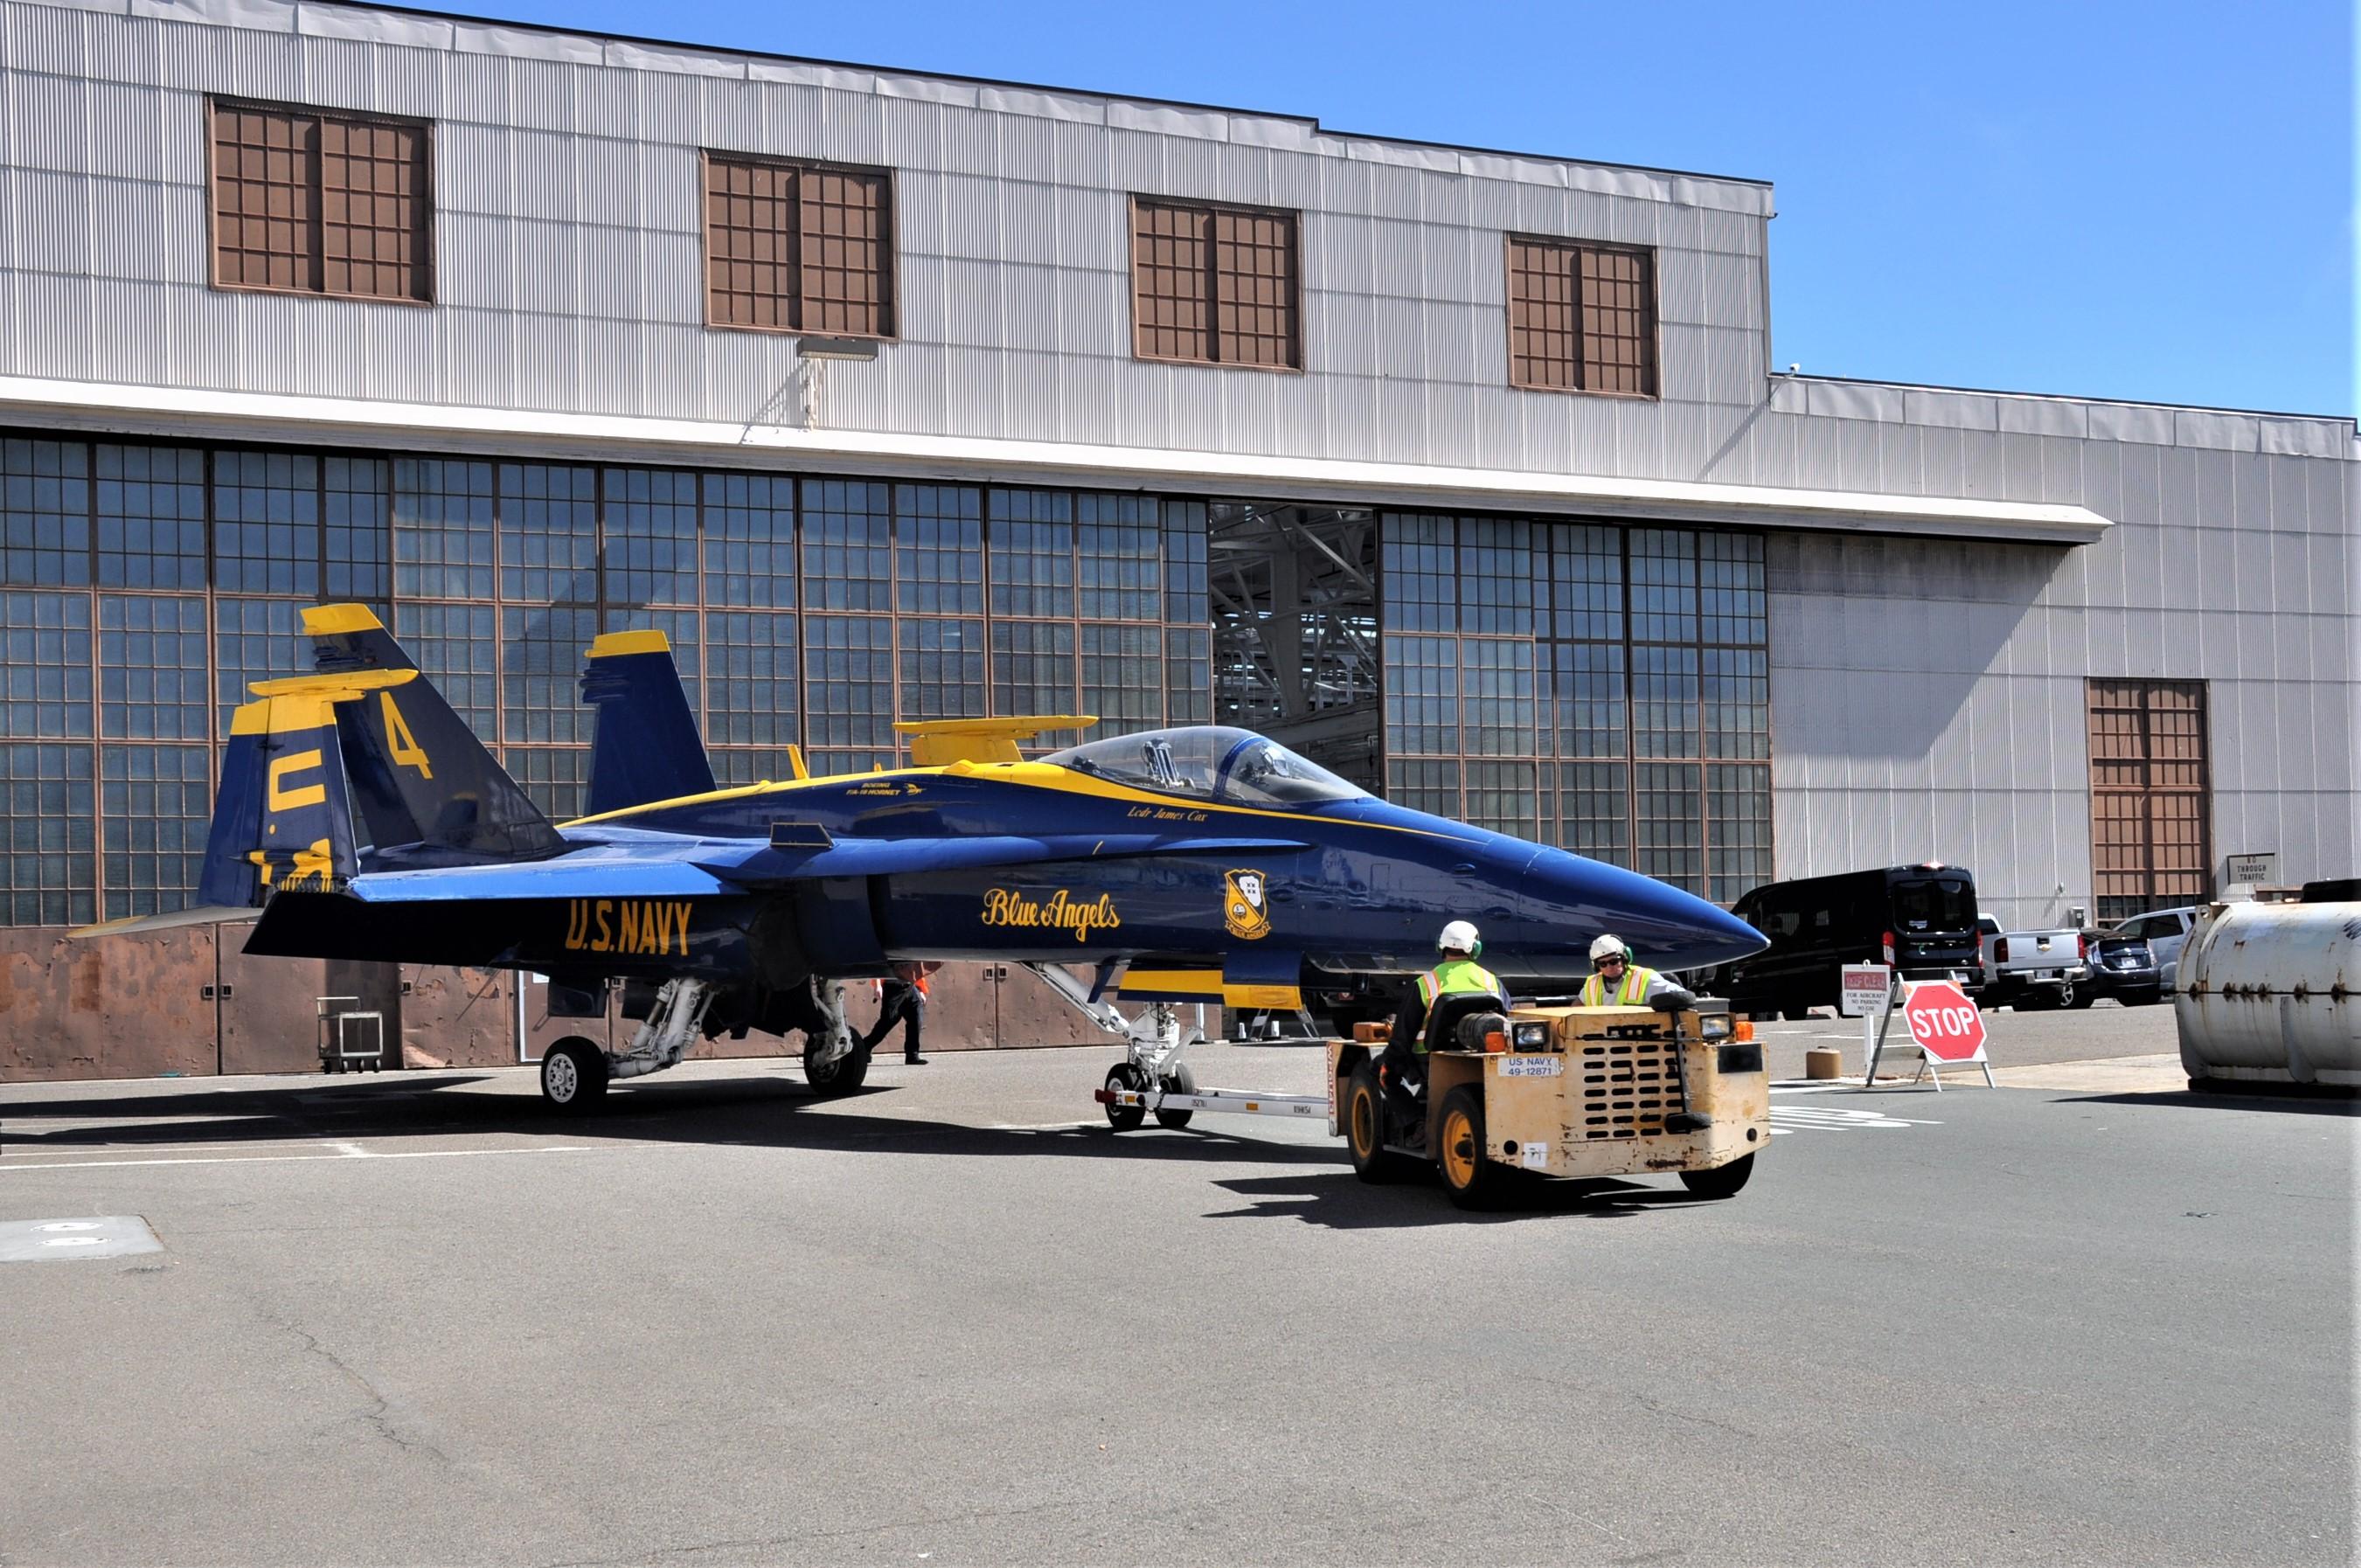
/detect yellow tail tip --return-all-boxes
[587,629,670,657]
[302,603,385,636]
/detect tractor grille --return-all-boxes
[1577,1037,1681,1140]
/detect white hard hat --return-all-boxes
[1437,919,1481,954]
[1589,933,1628,963]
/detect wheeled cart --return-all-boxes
[1330,1003,1769,1209]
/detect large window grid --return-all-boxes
[1380,515,1771,898]
[1129,198,1302,370]
[2088,680,2212,924]
[210,99,432,304]
[703,153,894,338]
[1505,235,1658,397]
[0,434,1217,921]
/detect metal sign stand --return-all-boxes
[1861,971,1903,1086]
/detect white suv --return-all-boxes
[2116,907,2201,988]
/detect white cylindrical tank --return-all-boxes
[2174,899,2358,1087]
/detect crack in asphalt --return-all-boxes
[535,1499,1080,1567]
[257,1308,453,1468]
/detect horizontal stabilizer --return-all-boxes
[351,850,734,903]
[68,905,262,940]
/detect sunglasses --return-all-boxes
[1598,955,1627,967]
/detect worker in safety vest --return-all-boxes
[1380,920,1508,1146]
[1579,934,1693,1009]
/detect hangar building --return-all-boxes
[0,0,2352,1074]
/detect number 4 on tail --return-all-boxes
[381,691,432,779]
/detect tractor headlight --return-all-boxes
[1511,1022,1551,1049]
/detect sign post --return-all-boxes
[1841,963,1896,1080]
[1864,979,1993,1091]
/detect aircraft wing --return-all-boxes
[346,830,1309,902]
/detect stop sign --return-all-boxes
[1901,980,1988,1062]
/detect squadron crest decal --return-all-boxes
[1224,869,1272,940]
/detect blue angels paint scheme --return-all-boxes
[77,606,1764,1106]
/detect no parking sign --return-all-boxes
[1863,979,1995,1091]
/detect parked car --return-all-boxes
[2087,928,2164,1005]
[1983,923,2094,1009]
[1711,864,1982,1018]
[1975,914,2003,989]
[2111,906,2201,989]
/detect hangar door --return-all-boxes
[2087,679,2212,924]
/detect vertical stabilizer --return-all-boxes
[302,604,564,861]
[196,683,366,907]
[581,629,716,815]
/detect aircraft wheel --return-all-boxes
[1344,1063,1410,1183]
[541,1037,609,1114]
[803,1037,871,1097]
[1436,1086,1503,1211]
[1103,1062,1148,1131]
[1153,1061,1197,1129]
[1678,1153,1755,1199]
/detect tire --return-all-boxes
[2067,982,2095,1010]
[540,1037,609,1114]
[1453,1011,1511,1052]
[1344,1062,1410,1183]
[1678,1153,1754,1199]
[1436,1086,1503,1211]
[1103,1061,1148,1132]
[1153,1061,1198,1129]
[802,1036,871,1097]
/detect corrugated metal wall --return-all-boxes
[2,0,1774,479]
[1767,432,2358,926]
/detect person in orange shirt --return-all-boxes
[862,960,941,1065]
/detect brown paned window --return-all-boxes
[2088,679,2212,923]
[1505,237,1656,396]
[1131,198,1299,370]
[704,154,894,338]
[209,100,430,303]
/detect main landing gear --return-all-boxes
[799,976,871,1098]
[538,977,716,1114]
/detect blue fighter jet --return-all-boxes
[80,605,1764,1109]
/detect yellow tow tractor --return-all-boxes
[1329,1000,1768,1210]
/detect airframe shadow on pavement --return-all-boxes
[0,1065,1753,1229]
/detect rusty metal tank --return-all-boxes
[2173,898,2358,1088]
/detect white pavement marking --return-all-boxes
[1768,1104,1943,1136]
[0,1143,608,1173]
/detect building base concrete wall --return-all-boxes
[0,936,1141,1082]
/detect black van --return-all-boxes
[1706,864,1982,1018]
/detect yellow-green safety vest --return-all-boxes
[1416,957,1503,1007]
[1580,963,1661,1007]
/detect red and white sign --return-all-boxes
[1840,964,1894,1018]
[1862,978,1995,1091]
[1901,980,1987,1062]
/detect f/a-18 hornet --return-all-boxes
[81,606,1765,1109]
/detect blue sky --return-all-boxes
[470,0,2354,419]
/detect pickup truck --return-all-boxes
[1982,925,2094,1009]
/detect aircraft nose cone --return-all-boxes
[1526,850,1766,971]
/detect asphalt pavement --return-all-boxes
[0,1003,2351,1567]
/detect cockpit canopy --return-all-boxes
[1042,726,1365,808]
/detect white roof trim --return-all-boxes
[0,375,2113,545]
